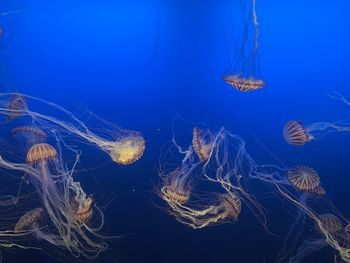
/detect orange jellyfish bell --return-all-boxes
[74,194,94,224]
[283,120,313,146]
[222,75,265,92]
[26,143,58,164]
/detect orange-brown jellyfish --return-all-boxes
[192,127,214,162]
[26,143,57,165]
[222,0,265,92]
[73,194,94,224]
[283,121,313,146]
[283,119,350,146]
[222,75,265,92]
[287,165,320,192]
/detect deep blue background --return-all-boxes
[1,0,350,262]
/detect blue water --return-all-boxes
[1,0,350,262]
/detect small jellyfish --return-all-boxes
[283,121,313,146]
[220,193,242,221]
[74,194,94,224]
[222,75,265,92]
[287,165,320,192]
[6,94,27,121]
[14,207,45,232]
[12,126,47,145]
[317,214,343,235]
[26,143,57,165]
[192,127,214,162]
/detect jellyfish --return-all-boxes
[14,207,45,232]
[6,94,27,121]
[222,75,265,92]
[0,93,145,165]
[287,165,321,193]
[317,214,343,235]
[12,126,47,146]
[73,194,94,224]
[283,120,313,146]
[222,0,265,92]
[192,127,214,162]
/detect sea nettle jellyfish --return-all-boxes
[222,0,265,92]
[12,126,47,146]
[283,119,350,146]
[0,93,145,165]
[286,165,321,193]
[192,127,214,162]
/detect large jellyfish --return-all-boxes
[222,0,265,92]
[0,93,145,165]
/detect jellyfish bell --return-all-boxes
[107,134,145,165]
[287,165,320,193]
[192,127,214,162]
[12,126,47,145]
[14,207,45,232]
[310,185,326,197]
[26,143,58,165]
[6,94,27,121]
[74,194,94,224]
[221,193,242,221]
[283,120,314,146]
[222,75,265,92]
[316,214,343,235]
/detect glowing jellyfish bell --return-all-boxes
[287,165,320,193]
[108,133,145,165]
[192,127,214,162]
[283,121,314,146]
[26,143,57,166]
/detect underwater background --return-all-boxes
[0,0,350,262]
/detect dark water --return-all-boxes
[0,0,350,262]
